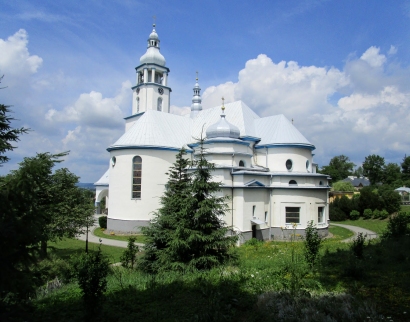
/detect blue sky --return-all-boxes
[1,0,410,182]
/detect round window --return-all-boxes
[286,159,293,171]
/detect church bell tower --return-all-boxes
[131,24,171,114]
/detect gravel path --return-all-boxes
[330,223,378,243]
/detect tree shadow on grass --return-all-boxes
[32,273,255,322]
[319,236,410,321]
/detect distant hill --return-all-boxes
[76,183,95,190]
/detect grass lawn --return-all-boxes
[93,227,147,243]
[328,224,354,241]
[336,218,388,234]
[23,226,410,322]
[48,238,124,263]
[401,204,410,212]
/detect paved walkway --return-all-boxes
[330,223,378,243]
[76,216,134,248]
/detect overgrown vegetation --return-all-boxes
[73,244,110,318]
[303,221,323,268]
[120,237,139,269]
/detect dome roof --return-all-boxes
[139,24,166,66]
[140,47,166,66]
[206,109,240,139]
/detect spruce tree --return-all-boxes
[140,140,237,272]
[140,148,192,272]
[182,136,238,270]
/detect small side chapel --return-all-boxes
[94,24,331,242]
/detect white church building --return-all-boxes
[94,24,330,242]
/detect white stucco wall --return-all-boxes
[256,147,313,172]
[108,149,177,222]
[271,188,328,228]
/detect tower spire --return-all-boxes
[190,72,202,118]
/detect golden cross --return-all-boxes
[221,97,225,112]
[153,15,156,26]
[196,71,198,81]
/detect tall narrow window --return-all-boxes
[157,97,162,111]
[132,156,142,199]
[318,207,324,223]
[265,211,268,222]
[285,207,300,224]
[136,97,140,113]
[252,205,256,217]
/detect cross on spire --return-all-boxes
[196,71,198,81]
[221,97,225,112]
[152,15,156,27]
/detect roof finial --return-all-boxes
[221,97,225,113]
[196,71,198,81]
[152,15,156,28]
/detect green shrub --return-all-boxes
[382,212,410,239]
[303,221,323,268]
[99,216,107,229]
[351,232,366,259]
[363,208,373,219]
[350,210,360,220]
[379,209,389,219]
[329,206,346,221]
[74,245,110,315]
[120,237,139,269]
[372,209,380,219]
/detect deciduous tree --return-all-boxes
[320,155,355,183]
[363,154,385,185]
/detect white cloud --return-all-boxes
[360,46,386,68]
[46,80,132,129]
[0,29,42,78]
[170,105,190,116]
[388,45,398,55]
[202,81,236,109]
[180,47,410,167]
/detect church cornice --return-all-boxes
[132,83,172,92]
[107,145,194,153]
[124,112,145,120]
[135,63,170,72]
[255,143,316,151]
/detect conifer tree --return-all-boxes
[140,140,237,272]
[140,148,192,272]
[182,136,238,270]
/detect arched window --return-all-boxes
[132,156,142,199]
[239,160,245,167]
[306,160,310,171]
[286,159,293,171]
[136,97,140,113]
[157,97,162,111]
[319,180,323,186]
[289,180,297,185]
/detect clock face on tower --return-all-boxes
[158,87,164,95]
